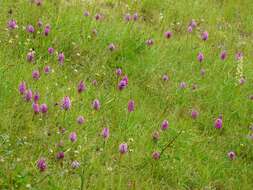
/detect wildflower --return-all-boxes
[146,39,154,46]
[77,116,85,125]
[200,68,206,76]
[95,13,102,20]
[92,80,98,86]
[180,82,187,89]
[164,31,172,39]
[189,19,197,28]
[37,158,47,172]
[77,81,86,93]
[152,151,160,160]
[235,52,243,61]
[239,77,246,85]
[101,127,109,139]
[62,96,71,110]
[161,120,169,130]
[44,24,50,36]
[214,118,222,129]
[191,109,199,119]
[163,75,169,81]
[84,11,90,17]
[40,103,48,113]
[128,100,135,112]
[48,47,54,54]
[119,143,128,154]
[133,13,138,21]
[124,13,131,21]
[32,70,40,80]
[227,151,236,160]
[25,90,33,101]
[116,68,122,76]
[201,31,208,41]
[44,66,51,74]
[71,160,80,169]
[58,52,65,65]
[8,19,18,29]
[152,131,160,141]
[27,25,35,33]
[92,99,100,110]
[34,92,40,102]
[37,19,43,27]
[69,132,77,142]
[197,52,204,62]
[187,26,193,33]
[56,152,64,160]
[19,81,26,94]
[33,103,40,114]
[34,0,43,6]
[108,43,116,51]
[118,80,127,90]
[27,51,35,62]
[220,51,227,60]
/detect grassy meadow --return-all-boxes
[0,0,253,189]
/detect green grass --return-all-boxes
[0,0,253,189]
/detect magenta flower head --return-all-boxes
[187,25,193,33]
[201,31,208,41]
[95,13,102,20]
[92,79,98,86]
[56,151,64,160]
[83,11,90,17]
[122,76,128,85]
[124,13,131,21]
[119,143,128,154]
[27,51,35,62]
[227,151,236,160]
[180,82,187,89]
[40,103,48,113]
[37,19,43,27]
[200,68,206,76]
[118,79,127,90]
[37,158,47,172]
[71,160,80,169]
[214,118,222,129]
[189,19,197,28]
[44,65,51,74]
[25,89,33,102]
[108,43,116,51]
[44,24,51,36]
[152,151,160,160]
[34,0,43,6]
[77,115,85,125]
[133,13,138,21]
[32,70,40,80]
[27,25,35,33]
[239,77,246,85]
[235,52,243,61]
[62,96,71,110]
[197,52,204,62]
[77,80,86,93]
[33,103,40,114]
[58,52,65,65]
[92,99,100,111]
[163,75,169,81]
[161,120,169,130]
[101,127,110,139]
[191,109,199,119]
[116,68,122,76]
[146,39,154,46]
[69,132,77,142]
[34,92,40,102]
[164,31,172,39]
[48,47,54,54]
[152,131,160,141]
[220,51,227,60]
[128,100,135,112]
[19,81,26,95]
[8,19,18,29]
